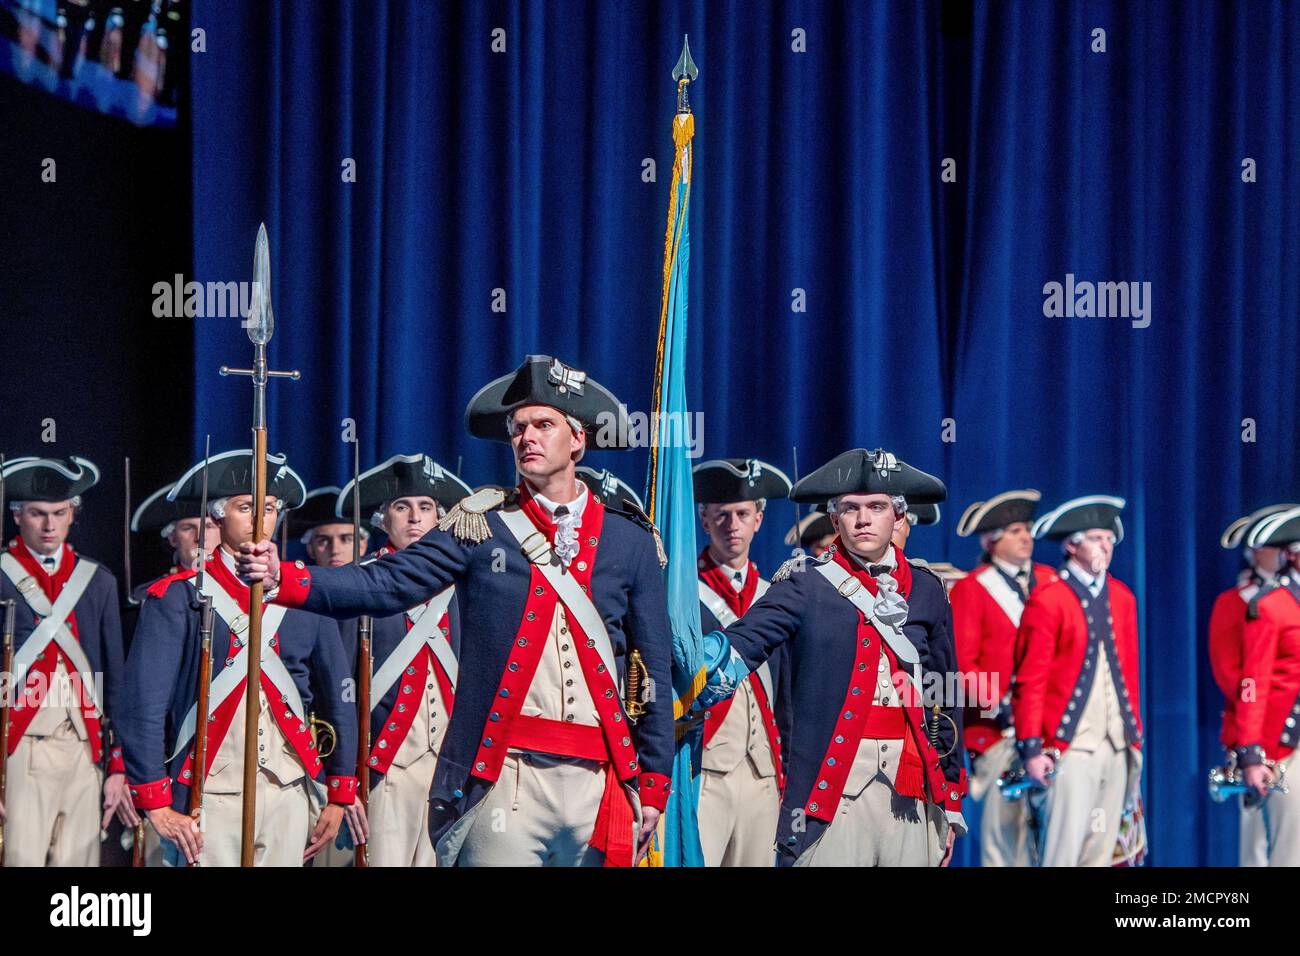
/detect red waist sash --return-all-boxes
[509,715,635,867]
[860,705,907,739]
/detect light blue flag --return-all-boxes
[644,39,708,868]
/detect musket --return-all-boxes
[124,457,147,867]
[123,457,134,600]
[351,438,372,867]
[219,224,300,866]
[790,445,802,555]
[0,454,12,866]
[186,436,216,867]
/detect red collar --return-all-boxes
[7,539,76,603]
[517,483,605,585]
[697,547,759,618]
[205,549,254,613]
[829,538,913,599]
[518,482,595,539]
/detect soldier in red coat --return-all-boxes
[1235,506,1300,865]
[1208,504,1293,866]
[1013,495,1143,866]
[950,490,1054,866]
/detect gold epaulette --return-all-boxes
[437,487,506,544]
[771,555,809,584]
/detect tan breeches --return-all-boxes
[4,729,103,867]
[697,758,780,867]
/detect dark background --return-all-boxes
[0,67,191,587]
[4,0,1299,866]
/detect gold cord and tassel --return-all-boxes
[437,487,506,544]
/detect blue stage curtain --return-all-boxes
[950,1,1300,867]
[192,0,1300,865]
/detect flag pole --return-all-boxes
[644,35,705,869]
[646,35,699,523]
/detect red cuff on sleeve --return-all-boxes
[939,766,967,811]
[275,560,313,608]
[129,777,174,811]
[637,772,671,813]
[108,746,126,776]
[327,775,358,805]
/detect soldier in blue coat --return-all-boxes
[128,479,222,607]
[334,453,470,866]
[294,482,375,867]
[288,485,370,570]
[700,448,967,866]
[691,457,793,866]
[0,455,134,865]
[117,450,358,867]
[130,480,223,585]
[239,356,675,866]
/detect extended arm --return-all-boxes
[246,528,475,619]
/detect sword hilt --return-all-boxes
[625,649,648,723]
[219,366,301,380]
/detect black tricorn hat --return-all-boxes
[335,454,471,523]
[285,487,350,539]
[168,449,306,510]
[1031,494,1125,542]
[784,505,835,549]
[1221,503,1299,549]
[789,449,946,505]
[1245,505,1300,549]
[132,482,206,535]
[956,490,1041,537]
[692,458,792,505]
[2,455,100,503]
[908,502,941,526]
[464,355,630,448]
[576,466,645,513]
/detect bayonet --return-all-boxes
[791,446,803,555]
[124,457,147,866]
[123,458,133,599]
